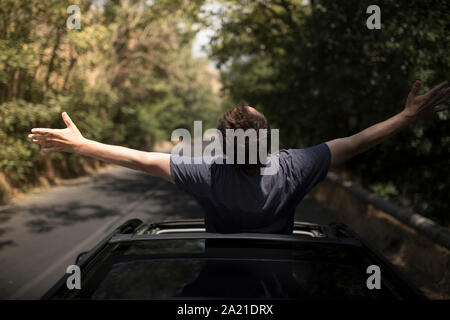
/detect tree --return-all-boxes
[0,0,220,199]
[209,0,450,223]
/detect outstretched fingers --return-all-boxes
[433,104,448,113]
[31,137,63,152]
[30,128,57,135]
[41,147,60,153]
[28,134,50,141]
[28,132,65,149]
[425,81,448,100]
[434,88,450,105]
[407,80,421,103]
[62,112,75,128]
[425,87,450,110]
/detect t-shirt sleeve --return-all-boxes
[170,155,212,198]
[286,143,331,195]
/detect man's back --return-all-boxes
[170,143,331,234]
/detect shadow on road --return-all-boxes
[90,170,204,220]
[89,170,159,201]
[24,202,122,233]
[0,168,336,252]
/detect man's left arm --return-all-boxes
[326,80,449,166]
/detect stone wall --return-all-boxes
[310,173,450,299]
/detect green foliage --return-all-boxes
[0,0,220,194]
[210,0,449,224]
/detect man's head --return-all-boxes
[217,101,271,171]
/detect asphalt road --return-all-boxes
[0,166,336,299]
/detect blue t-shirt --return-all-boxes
[170,143,331,234]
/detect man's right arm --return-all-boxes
[29,112,173,183]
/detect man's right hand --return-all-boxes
[28,112,86,153]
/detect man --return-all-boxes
[29,80,449,234]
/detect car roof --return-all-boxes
[42,219,426,300]
[108,218,364,248]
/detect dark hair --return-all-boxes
[217,101,271,170]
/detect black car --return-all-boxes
[42,219,425,300]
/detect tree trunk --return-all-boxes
[42,29,62,94]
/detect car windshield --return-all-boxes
[58,238,406,300]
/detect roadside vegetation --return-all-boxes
[0,0,221,202]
